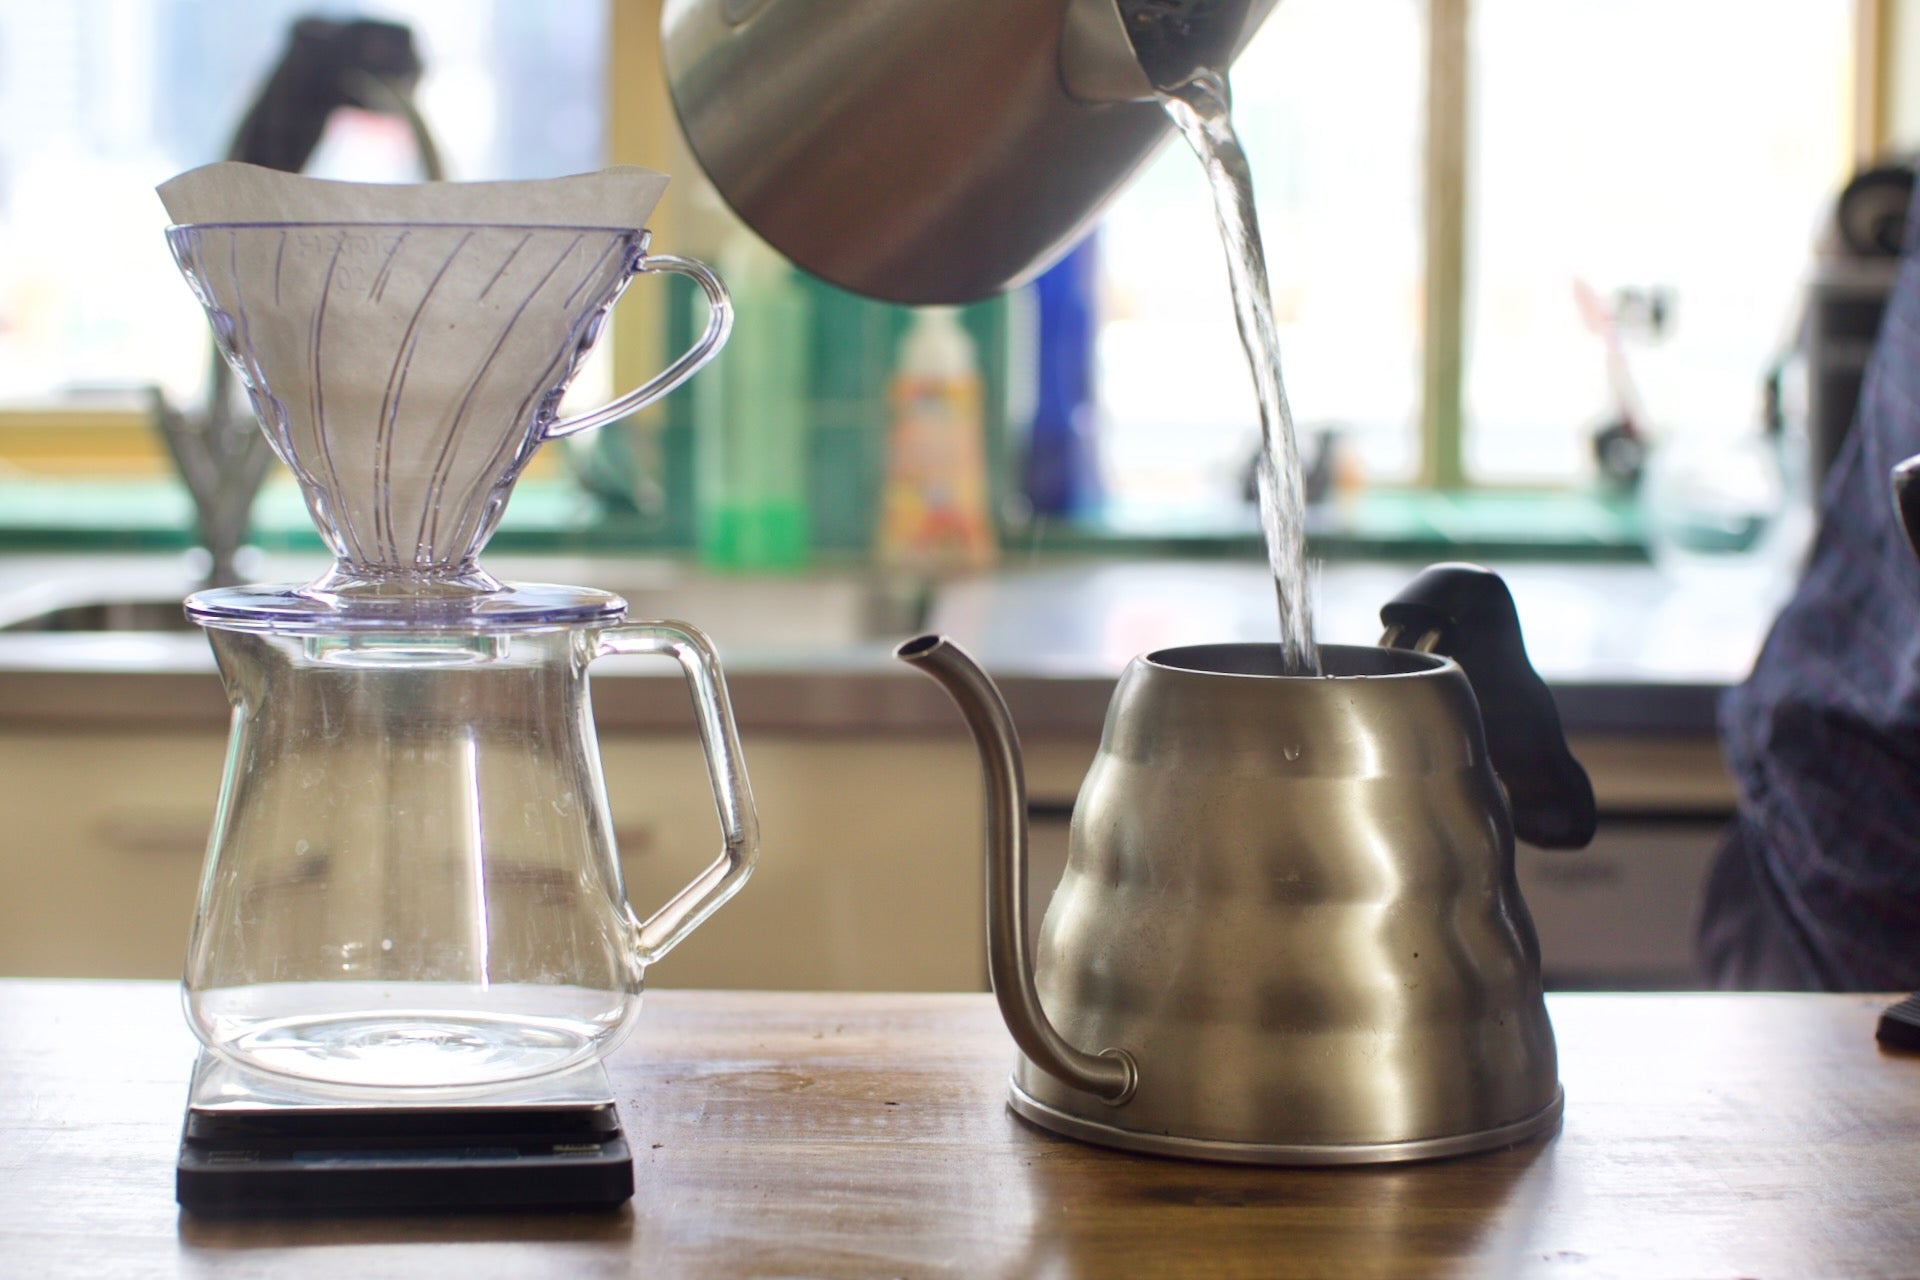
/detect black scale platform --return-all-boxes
[175,1053,634,1217]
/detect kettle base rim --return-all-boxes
[1006,1081,1564,1166]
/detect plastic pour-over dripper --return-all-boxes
[159,163,731,626]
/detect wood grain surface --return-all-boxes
[0,982,1915,1278]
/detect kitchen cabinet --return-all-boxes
[0,723,1086,990]
[0,722,1733,990]
[0,552,1752,990]
[0,728,224,979]
[610,734,991,991]
[1518,817,1726,987]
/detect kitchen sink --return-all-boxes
[0,599,198,633]
[0,555,927,656]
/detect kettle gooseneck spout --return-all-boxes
[895,635,1137,1104]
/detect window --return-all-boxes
[0,0,606,421]
[0,0,1870,518]
[1096,0,1425,525]
[1465,0,1853,485]
[1092,0,1859,513]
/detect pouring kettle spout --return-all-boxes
[895,635,1136,1104]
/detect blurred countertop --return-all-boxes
[0,545,1784,741]
[0,465,1789,740]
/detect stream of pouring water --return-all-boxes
[1161,70,1321,676]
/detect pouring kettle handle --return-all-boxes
[1379,564,1598,850]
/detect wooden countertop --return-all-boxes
[3,982,1916,1277]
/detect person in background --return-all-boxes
[1697,175,1920,991]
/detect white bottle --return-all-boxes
[875,307,996,573]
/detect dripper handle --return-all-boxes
[597,619,760,964]
[543,253,734,440]
[1379,564,1597,850]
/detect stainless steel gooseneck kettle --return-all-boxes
[660,0,1281,303]
[898,565,1598,1164]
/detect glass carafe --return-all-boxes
[185,608,755,1092]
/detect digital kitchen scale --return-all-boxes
[176,1053,634,1217]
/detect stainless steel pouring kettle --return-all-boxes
[898,565,1598,1163]
[660,0,1280,303]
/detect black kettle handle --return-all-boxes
[1379,564,1597,850]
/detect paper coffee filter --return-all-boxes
[158,161,670,229]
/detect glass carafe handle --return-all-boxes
[597,620,760,964]
[542,253,735,440]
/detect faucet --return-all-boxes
[154,18,442,588]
